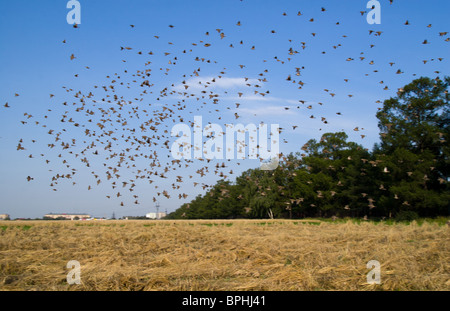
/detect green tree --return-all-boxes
[376,76,449,158]
[167,77,449,220]
[375,76,450,217]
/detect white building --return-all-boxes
[44,213,91,220]
[145,212,166,219]
[0,214,10,220]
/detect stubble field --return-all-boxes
[0,219,449,291]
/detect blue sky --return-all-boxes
[0,0,449,219]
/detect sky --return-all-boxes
[0,0,449,219]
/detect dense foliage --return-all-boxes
[167,77,450,219]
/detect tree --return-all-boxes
[376,76,449,156]
[167,77,449,219]
[375,76,450,217]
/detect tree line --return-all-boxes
[166,77,450,220]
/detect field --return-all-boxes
[0,219,449,291]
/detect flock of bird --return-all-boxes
[3,3,448,210]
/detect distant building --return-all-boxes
[145,212,167,219]
[0,214,10,220]
[44,213,91,220]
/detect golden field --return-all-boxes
[0,219,449,291]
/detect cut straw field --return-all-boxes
[0,219,449,291]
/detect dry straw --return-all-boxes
[0,219,448,290]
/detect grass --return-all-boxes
[0,219,448,291]
[0,225,32,231]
